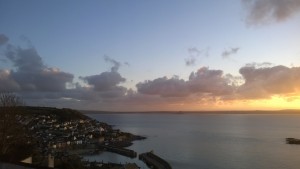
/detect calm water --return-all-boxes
[84,113,300,169]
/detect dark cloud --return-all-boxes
[243,0,300,24]
[0,43,73,92]
[0,69,20,92]
[238,64,300,99]
[0,34,9,46]
[137,67,235,98]
[79,56,127,99]
[6,45,45,72]
[81,71,126,91]
[98,87,127,98]
[136,76,189,97]
[0,37,128,103]
[66,85,127,101]
[185,47,210,66]
[222,47,240,59]
[104,55,121,72]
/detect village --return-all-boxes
[0,106,171,169]
[18,110,142,153]
[12,107,146,169]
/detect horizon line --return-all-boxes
[80,109,300,114]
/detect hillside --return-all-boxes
[20,106,90,122]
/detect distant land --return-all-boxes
[81,109,300,114]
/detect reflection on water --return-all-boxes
[85,113,300,169]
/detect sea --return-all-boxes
[84,113,300,169]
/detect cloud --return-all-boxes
[188,47,203,57]
[244,62,273,67]
[185,57,197,66]
[222,47,240,59]
[2,34,300,111]
[134,63,300,110]
[79,56,127,99]
[137,67,235,98]
[238,64,300,99]
[1,43,73,92]
[0,69,20,92]
[0,34,9,46]
[185,47,210,66]
[81,71,126,91]
[0,36,130,106]
[188,67,235,95]
[6,45,45,72]
[243,0,300,24]
[104,55,121,72]
[136,76,189,97]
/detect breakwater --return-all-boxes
[139,152,172,169]
[286,138,300,144]
[99,145,137,158]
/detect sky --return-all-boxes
[0,0,300,111]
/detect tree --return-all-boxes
[0,93,32,161]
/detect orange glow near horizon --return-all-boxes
[246,96,300,110]
[166,95,300,112]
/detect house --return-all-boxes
[98,136,105,143]
[20,156,32,164]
